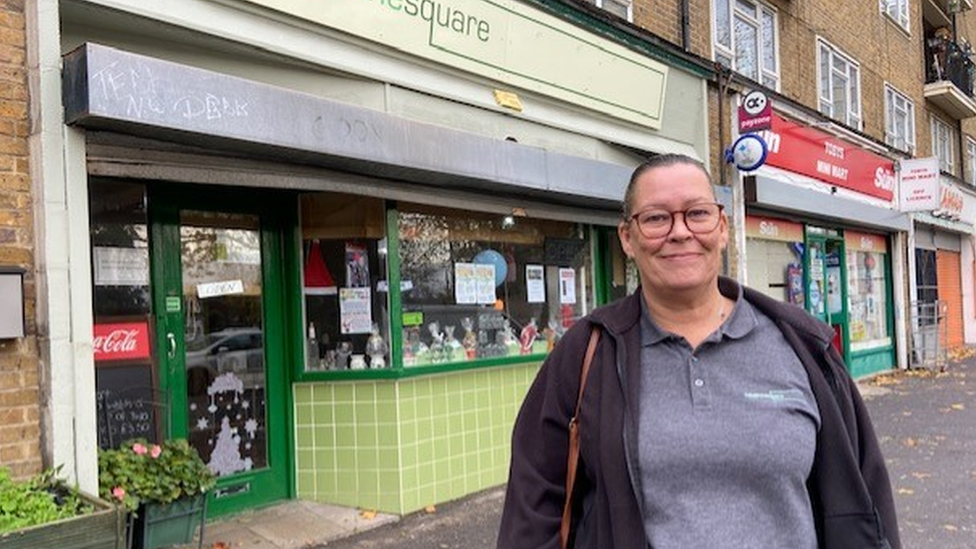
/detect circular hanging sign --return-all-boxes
[728,133,769,172]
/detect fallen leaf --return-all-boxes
[897,488,915,495]
[425,505,437,514]
[911,472,932,480]
[360,509,378,520]
[903,438,918,447]
[950,403,965,410]
[944,524,959,531]
[212,543,230,549]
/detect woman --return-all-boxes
[497,154,900,549]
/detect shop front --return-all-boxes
[743,112,911,377]
[41,0,709,515]
[909,180,976,363]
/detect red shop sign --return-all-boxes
[761,113,895,202]
[93,321,152,362]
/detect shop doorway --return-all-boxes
[150,186,294,516]
[805,230,849,361]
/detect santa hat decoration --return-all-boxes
[304,240,336,292]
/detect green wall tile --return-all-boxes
[378,447,399,470]
[314,426,335,448]
[335,425,356,448]
[295,404,314,425]
[296,449,315,470]
[296,426,314,448]
[358,471,378,493]
[375,401,397,422]
[296,471,316,496]
[379,492,400,514]
[375,382,395,402]
[294,384,313,402]
[357,449,378,470]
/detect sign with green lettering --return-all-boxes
[239,0,668,129]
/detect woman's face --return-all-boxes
[617,162,728,297]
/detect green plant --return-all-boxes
[0,467,94,534]
[98,439,216,513]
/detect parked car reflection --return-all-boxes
[186,328,263,397]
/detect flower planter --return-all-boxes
[128,493,207,549]
[0,491,125,549]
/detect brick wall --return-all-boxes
[0,0,40,479]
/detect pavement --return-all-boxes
[185,352,976,549]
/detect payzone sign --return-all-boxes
[758,114,895,202]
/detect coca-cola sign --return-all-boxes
[93,321,151,362]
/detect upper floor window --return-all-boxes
[584,0,632,21]
[818,40,862,129]
[884,84,916,152]
[931,115,956,174]
[714,0,779,89]
[965,137,976,186]
[880,0,909,31]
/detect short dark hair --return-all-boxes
[622,153,713,219]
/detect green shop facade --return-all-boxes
[41,0,712,517]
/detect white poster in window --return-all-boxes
[93,247,149,286]
[526,264,545,303]
[339,287,372,334]
[455,263,477,304]
[197,279,244,299]
[559,268,577,304]
[475,263,497,305]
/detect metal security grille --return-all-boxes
[910,300,947,370]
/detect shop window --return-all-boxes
[300,193,390,371]
[746,237,805,307]
[398,204,592,366]
[713,0,779,89]
[89,180,151,317]
[915,248,939,325]
[846,245,891,351]
[608,232,639,303]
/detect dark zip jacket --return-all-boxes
[498,277,900,549]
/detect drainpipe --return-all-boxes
[681,0,691,51]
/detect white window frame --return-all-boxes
[593,0,633,21]
[965,136,976,186]
[884,83,915,153]
[880,0,910,32]
[817,39,862,130]
[931,115,956,174]
[713,0,780,90]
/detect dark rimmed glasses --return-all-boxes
[628,203,724,239]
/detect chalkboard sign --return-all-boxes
[95,363,163,450]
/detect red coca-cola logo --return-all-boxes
[93,322,151,361]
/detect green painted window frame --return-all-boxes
[294,205,611,381]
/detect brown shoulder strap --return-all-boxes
[560,327,602,549]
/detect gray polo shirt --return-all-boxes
[638,288,821,549]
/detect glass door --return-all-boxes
[806,229,849,361]
[151,186,293,516]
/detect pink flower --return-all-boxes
[132,443,148,455]
[112,487,126,501]
[150,445,162,459]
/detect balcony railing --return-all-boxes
[925,36,976,119]
[926,38,975,96]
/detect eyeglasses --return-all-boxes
[628,203,724,239]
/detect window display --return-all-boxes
[744,216,805,306]
[300,193,390,370]
[398,203,592,365]
[845,231,891,350]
